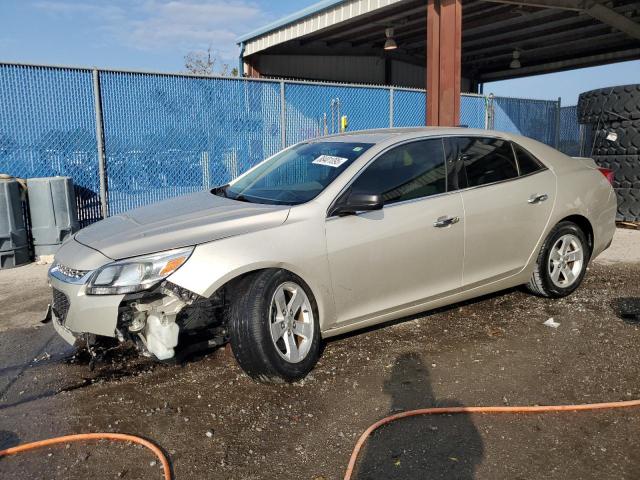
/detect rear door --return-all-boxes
[325,138,464,325]
[445,137,555,287]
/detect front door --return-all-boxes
[325,138,465,325]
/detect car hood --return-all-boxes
[75,190,290,260]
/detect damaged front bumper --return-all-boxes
[49,273,125,341]
[46,304,78,346]
[48,272,196,360]
[48,237,228,361]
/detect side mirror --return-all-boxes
[332,192,383,216]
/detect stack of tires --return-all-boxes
[577,84,640,222]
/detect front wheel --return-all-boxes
[527,221,591,298]
[229,269,321,383]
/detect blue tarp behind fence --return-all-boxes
[0,63,580,224]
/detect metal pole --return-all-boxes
[330,99,335,135]
[486,93,494,130]
[389,87,394,128]
[280,80,286,148]
[92,68,108,219]
[555,96,561,149]
[579,123,585,157]
[484,95,489,129]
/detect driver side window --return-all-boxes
[349,139,446,205]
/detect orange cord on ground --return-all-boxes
[0,432,172,480]
[343,398,640,480]
[3,399,640,480]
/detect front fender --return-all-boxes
[167,215,337,332]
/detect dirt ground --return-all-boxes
[1,229,640,479]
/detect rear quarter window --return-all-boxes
[513,143,545,175]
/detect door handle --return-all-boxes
[528,193,548,204]
[433,215,460,228]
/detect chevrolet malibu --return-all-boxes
[48,128,617,382]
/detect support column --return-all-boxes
[244,57,261,78]
[426,0,462,126]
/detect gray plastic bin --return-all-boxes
[27,176,80,256]
[0,177,30,268]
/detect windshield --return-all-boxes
[215,141,374,205]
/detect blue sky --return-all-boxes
[1,0,638,105]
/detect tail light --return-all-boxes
[598,167,615,185]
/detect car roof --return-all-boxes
[309,127,514,145]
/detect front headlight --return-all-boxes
[86,247,194,295]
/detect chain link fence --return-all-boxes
[391,89,425,127]
[491,95,560,146]
[99,71,283,215]
[0,64,102,226]
[1,62,578,224]
[558,105,583,157]
[284,82,391,145]
[459,94,487,129]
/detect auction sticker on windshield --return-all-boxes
[312,155,349,168]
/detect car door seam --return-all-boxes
[461,193,467,286]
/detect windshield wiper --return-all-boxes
[212,185,253,203]
[212,185,229,198]
[231,192,252,203]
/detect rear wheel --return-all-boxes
[228,269,321,383]
[527,222,591,298]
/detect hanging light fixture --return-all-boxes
[510,49,521,69]
[384,27,397,51]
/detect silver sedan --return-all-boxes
[49,128,617,382]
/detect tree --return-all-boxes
[184,45,215,75]
[184,46,239,77]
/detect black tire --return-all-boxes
[615,188,640,222]
[591,154,640,221]
[591,120,640,156]
[527,221,591,298]
[593,155,640,189]
[577,84,640,124]
[228,269,321,383]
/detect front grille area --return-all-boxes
[52,289,70,323]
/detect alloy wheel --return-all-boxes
[269,282,315,363]
[548,233,584,288]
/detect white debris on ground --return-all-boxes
[543,317,560,328]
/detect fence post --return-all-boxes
[579,124,586,157]
[555,97,561,149]
[389,87,394,128]
[280,80,286,149]
[485,94,494,130]
[91,68,108,219]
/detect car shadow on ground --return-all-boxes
[355,352,484,480]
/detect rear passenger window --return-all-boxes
[445,137,518,188]
[513,143,544,175]
[350,139,446,205]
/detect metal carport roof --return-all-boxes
[237,0,640,85]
